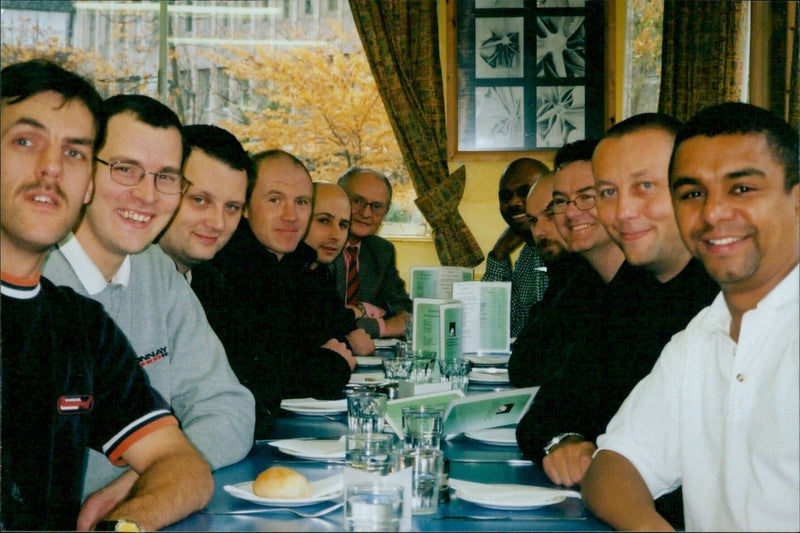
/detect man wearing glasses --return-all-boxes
[334,167,412,338]
[42,95,255,525]
[509,139,625,389]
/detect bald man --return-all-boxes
[305,182,374,356]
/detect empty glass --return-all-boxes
[409,351,437,384]
[347,391,387,434]
[440,357,471,393]
[383,356,414,381]
[345,482,404,532]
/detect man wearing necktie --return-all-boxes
[334,167,412,339]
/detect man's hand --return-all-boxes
[346,328,375,356]
[491,227,525,260]
[384,311,411,338]
[542,438,596,487]
[322,338,356,370]
[77,469,139,531]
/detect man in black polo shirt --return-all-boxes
[0,59,212,531]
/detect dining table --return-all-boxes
[164,350,611,532]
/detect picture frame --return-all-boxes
[446,0,605,161]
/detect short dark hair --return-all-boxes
[1,59,103,147]
[500,158,550,185]
[604,112,682,139]
[670,102,798,192]
[182,124,254,192]
[99,94,188,163]
[337,166,393,204]
[554,138,600,169]
[250,149,311,203]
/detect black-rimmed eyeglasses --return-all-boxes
[349,194,389,215]
[95,157,189,195]
[550,193,596,214]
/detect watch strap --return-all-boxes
[543,432,584,455]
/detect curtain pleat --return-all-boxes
[349,0,484,267]
[659,0,748,121]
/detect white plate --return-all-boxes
[463,353,510,367]
[348,371,386,385]
[268,437,346,461]
[355,356,384,368]
[373,338,400,348]
[468,368,510,384]
[464,428,518,446]
[280,398,347,416]
[455,489,566,510]
[224,474,343,507]
[450,479,579,511]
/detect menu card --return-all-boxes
[411,298,463,362]
[451,281,511,353]
[409,266,473,299]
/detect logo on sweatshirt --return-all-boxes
[57,395,94,414]
[137,346,169,367]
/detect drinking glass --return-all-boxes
[347,391,387,434]
[345,482,404,532]
[401,448,444,515]
[402,406,444,450]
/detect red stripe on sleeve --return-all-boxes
[108,415,179,466]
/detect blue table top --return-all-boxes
[165,407,609,532]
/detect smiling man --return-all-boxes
[1,60,213,532]
[206,151,355,438]
[159,124,250,276]
[42,95,254,513]
[334,167,412,338]
[582,103,799,532]
[483,158,551,337]
[515,115,719,529]
[303,181,374,356]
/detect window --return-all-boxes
[0,0,427,238]
[623,0,664,118]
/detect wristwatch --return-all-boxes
[543,432,584,455]
[94,519,144,532]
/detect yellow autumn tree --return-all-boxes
[204,25,413,219]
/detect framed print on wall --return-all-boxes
[446,0,605,161]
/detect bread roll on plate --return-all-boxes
[252,466,313,499]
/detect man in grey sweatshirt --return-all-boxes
[42,95,255,514]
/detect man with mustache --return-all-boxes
[483,158,551,337]
[582,103,799,531]
[518,114,719,529]
[2,59,213,532]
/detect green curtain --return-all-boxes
[349,0,484,267]
[659,0,748,121]
[789,5,798,129]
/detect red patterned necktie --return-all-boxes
[346,246,360,306]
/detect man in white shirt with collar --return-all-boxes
[582,102,799,531]
[42,95,255,525]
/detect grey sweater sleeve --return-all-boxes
[163,264,256,470]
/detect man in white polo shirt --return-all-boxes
[582,102,799,531]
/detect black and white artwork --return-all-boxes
[536,86,585,147]
[475,86,525,148]
[536,16,585,78]
[450,0,602,155]
[475,17,524,79]
[536,0,585,7]
[477,0,524,7]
